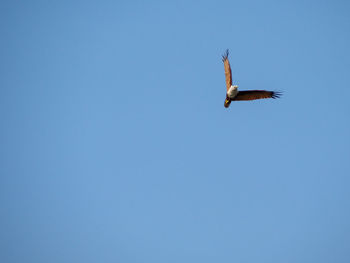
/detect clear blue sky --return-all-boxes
[1,0,350,262]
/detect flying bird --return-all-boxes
[222,49,281,108]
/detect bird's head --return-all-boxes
[224,98,231,108]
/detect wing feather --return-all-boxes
[233,90,282,101]
[222,49,232,91]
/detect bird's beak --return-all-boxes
[224,99,230,108]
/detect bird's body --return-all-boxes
[222,49,281,108]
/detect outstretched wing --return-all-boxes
[222,49,232,92]
[233,90,282,101]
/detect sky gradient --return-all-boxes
[1,0,350,262]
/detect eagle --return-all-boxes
[222,49,281,108]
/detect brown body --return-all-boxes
[222,49,281,108]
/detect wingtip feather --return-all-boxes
[222,49,229,62]
[271,91,283,99]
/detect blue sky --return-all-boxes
[1,0,350,262]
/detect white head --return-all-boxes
[227,85,239,98]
